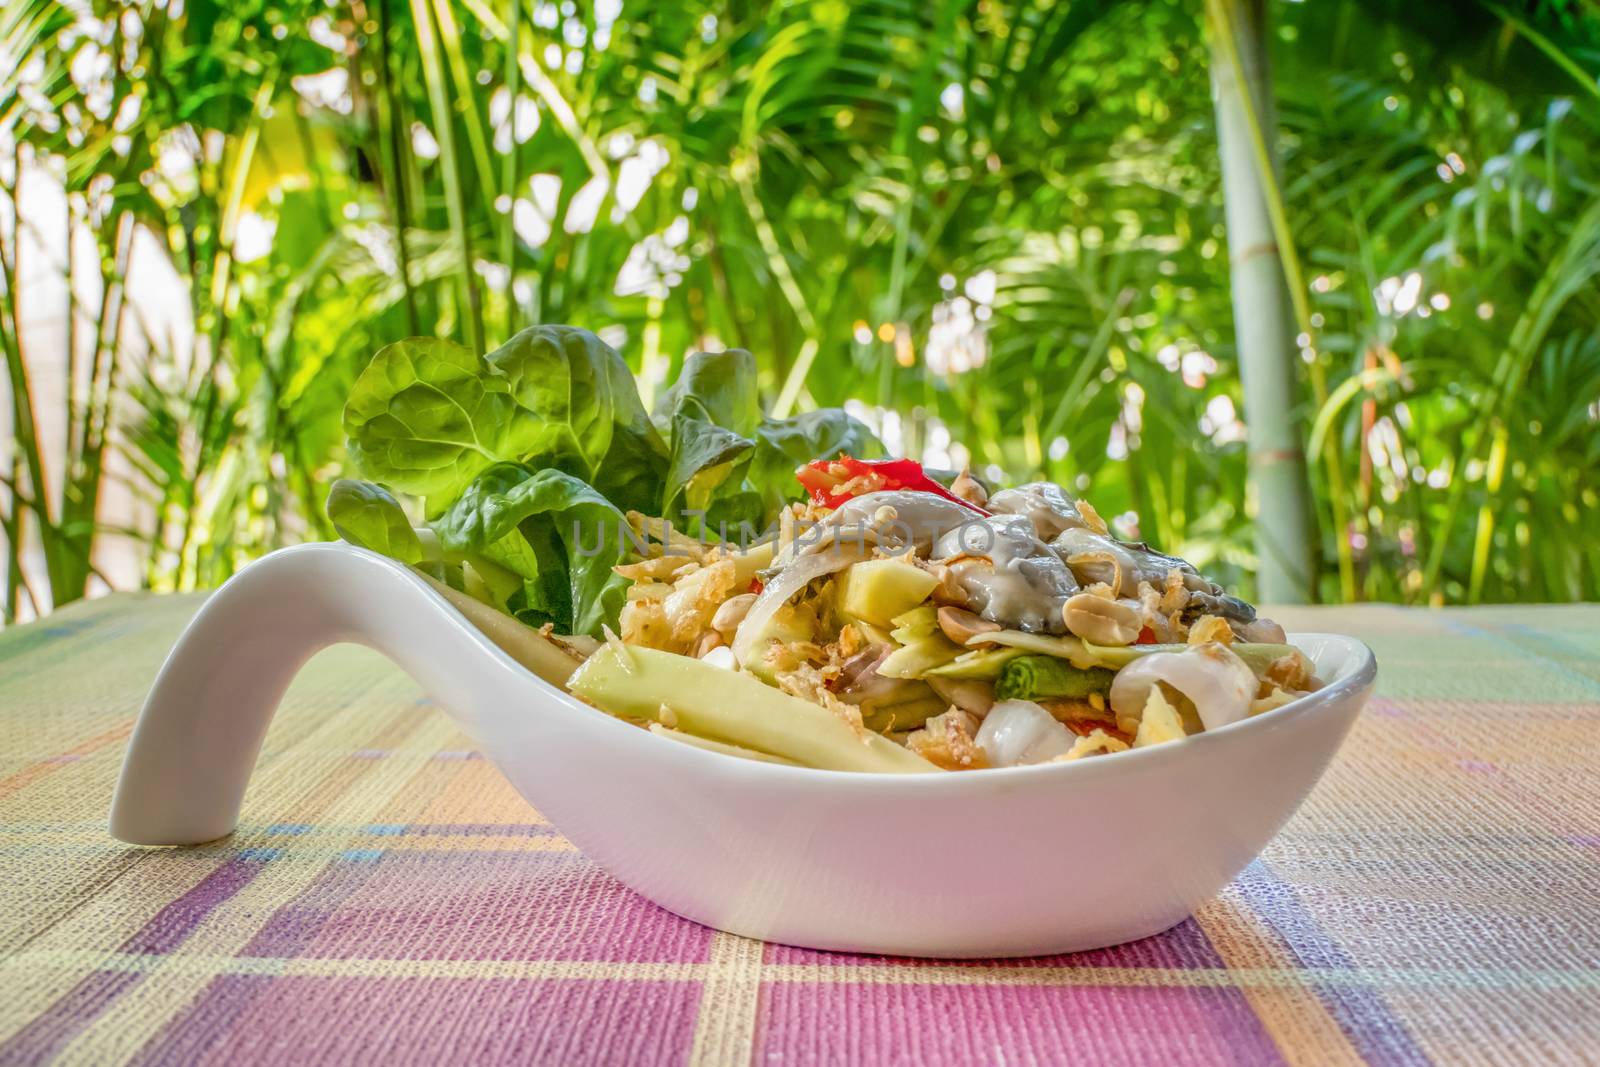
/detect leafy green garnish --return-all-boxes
[333,324,879,637]
[325,479,423,564]
[486,325,668,514]
[655,350,758,518]
[653,349,880,525]
[654,347,760,436]
[343,327,668,514]
[664,414,755,516]
[433,462,630,637]
[343,337,533,507]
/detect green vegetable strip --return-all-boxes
[1081,640,1298,672]
[995,656,1116,702]
[569,645,937,773]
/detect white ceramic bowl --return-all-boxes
[111,542,1375,958]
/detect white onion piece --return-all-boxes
[975,699,1076,767]
[730,543,869,668]
[1108,644,1257,732]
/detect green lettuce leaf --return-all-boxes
[339,325,880,636]
[652,349,879,525]
[654,350,758,517]
[325,479,423,563]
[486,325,667,512]
[343,338,532,506]
[343,327,667,515]
[653,348,760,436]
[432,462,631,637]
[597,412,676,516]
[664,412,754,516]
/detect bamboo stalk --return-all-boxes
[500,0,521,341]
[0,151,61,606]
[59,210,134,603]
[1205,0,1315,604]
[430,0,499,213]
[409,0,485,355]
[376,0,419,335]
[176,71,276,590]
[64,191,79,491]
[1467,427,1507,603]
[742,163,821,418]
[3,455,20,622]
[638,293,665,410]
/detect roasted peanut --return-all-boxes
[1062,593,1142,646]
[710,592,758,636]
[936,605,1001,645]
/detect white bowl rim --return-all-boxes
[342,542,1377,791]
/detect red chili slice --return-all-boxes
[797,455,989,514]
[793,463,842,503]
[1136,626,1158,645]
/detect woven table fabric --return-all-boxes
[1,595,1597,1066]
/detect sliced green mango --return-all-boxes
[922,646,1027,680]
[1080,640,1298,673]
[568,644,938,773]
[889,603,939,640]
[838,559,938,628]
[878,633,964,678]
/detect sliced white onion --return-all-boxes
[1108,643,1257,732]
[730,543,869,668]
[974,699,1076,767]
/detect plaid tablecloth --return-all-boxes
[1,594,1597,1065]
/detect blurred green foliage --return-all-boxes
[2,0,1598,618]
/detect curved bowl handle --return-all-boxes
[108,542,542,845]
